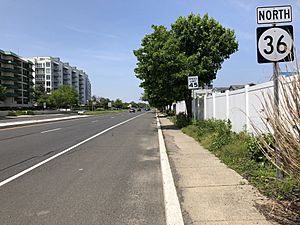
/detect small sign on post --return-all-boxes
[188,76,199,89]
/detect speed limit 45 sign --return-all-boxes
[257,25,294,63]
[188,76,199,89]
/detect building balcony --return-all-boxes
[35,78,45,82]
[0,75,20,81]
[8,61,22,67]
[1,83,22,90]
[27,75,34,79]
[0,67,16,73]
[5,92,19,97]
[0,58,8,64]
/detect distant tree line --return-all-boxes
[87,95,149,110]
[33,85,148,110]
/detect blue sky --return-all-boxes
[1,0,300,102]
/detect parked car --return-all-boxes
[129,108,136,113]
[78,110,87,115]
[137,108,141,112]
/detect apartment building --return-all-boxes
[85,75,91,103]
[0,49,34,108]
[27,57,91,105]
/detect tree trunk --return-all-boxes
[184,90,192,118]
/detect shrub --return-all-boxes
[246,134,270,163]
[211,120,232,150]
[174,112,190,128]
[7,111,17,116]
[16,110,34,116]
[165,109,175,117]
[192,119,233,150]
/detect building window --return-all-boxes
[46,75,51,80]
[46,81,51,86]
[46,62,50,67]
[46,68,50,73]
[35,63,43,68]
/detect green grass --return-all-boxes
[181,121,300,201]
[8,110,34,116]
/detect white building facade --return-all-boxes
[27,57,91,105]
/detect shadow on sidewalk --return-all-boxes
[160,124,179,131]
[158,114,167,118]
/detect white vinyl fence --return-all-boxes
[174,80,276,133]
[203,81,274,133]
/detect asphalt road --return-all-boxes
[0,111,165,225]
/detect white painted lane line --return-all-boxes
[0,113,147,188]
[41,128,62,134]
[91,120,98,123]
[156,113,184,225]
[0,115,89,128]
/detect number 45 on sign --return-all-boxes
[188,76,199,89]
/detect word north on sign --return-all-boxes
[257,5,292,24]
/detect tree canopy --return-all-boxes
[134,13,238,116]
[50,85,79,108]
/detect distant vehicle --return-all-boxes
[78,110,87,115]
[129,108,136,113]
[58,108,71,112]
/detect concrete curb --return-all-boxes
[156,113,185,225]
[0,115,89,129]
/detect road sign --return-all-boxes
[188,76,199,89]
[257,25,294,63]
[257,5,292,24]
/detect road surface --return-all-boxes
[0,111,165,225]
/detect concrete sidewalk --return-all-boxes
[159,116,275,225]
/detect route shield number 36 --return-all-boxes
[257,25,294,63]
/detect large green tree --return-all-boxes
[134,25,181,109]
[113,98,124,109]
[33,85,52,108]
[134,13,238,117]
[98,97,111,109]
[171,13,238,116]
[50,85,79,108]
